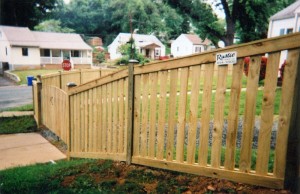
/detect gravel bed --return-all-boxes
[40,128,68,153]
[158,117,279,150]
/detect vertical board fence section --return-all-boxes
[131,33,300,189]
[41,85,69,144]
[33,33,300,190]
[68,69,129,161]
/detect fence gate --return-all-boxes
[68,71,129,161]
[41,85,69,144]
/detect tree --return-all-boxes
[158,4,189,41]
[0,0,59,28]
[164,0,296,46]
[34,19,75,33]
[54,0,103,34]
[53,0,185,45]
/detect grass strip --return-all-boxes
[0,159,99,194]
[0,116,37,134]
[11,70,60,85]
[0,104,33,112]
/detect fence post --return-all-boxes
[126,60,138,164]
[36,75,43,128]
[80,69,83,84]
[59,71,62,89]
[66,83,77,161]
[284,51,300,192]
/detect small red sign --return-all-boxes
[62,59,71,71]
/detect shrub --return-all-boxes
[243,56,267,81]
[115,38,150,66]
[243,56,285,85]
[96,52,106,63]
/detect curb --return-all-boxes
[0,111,34,118]
[4,71,21,83]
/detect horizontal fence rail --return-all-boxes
[41,69,117,92]
[33,33,300,190]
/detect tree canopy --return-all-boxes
[34,19,75,33]
[51,0,186,44]
[164,0,296,46]
[0,0,297,47]
[0,0,58,28]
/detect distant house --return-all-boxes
[171,34,211,58]
[268,0,300,38]
[268,1,300,65]
[0,25,92,71]
[108,33,165,60]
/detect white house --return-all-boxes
[108,33,165,60]
[267,0,300,65]
[0,25,92,71]
[171,34,212,58]
[268,0,300,38]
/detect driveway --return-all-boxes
[0,76,16,87]
[0,85,32,110]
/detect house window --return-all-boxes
[286,28,293,34]
[71,50,80,57]
[41,49,50,57]
[279,28,285,35]
[22,48,28,56]
[52,49,61,57]
[5,47,7,56]
[177,47,179,51]
[195,46,201,53]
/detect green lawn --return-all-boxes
[0,157,277,194]
[0,159,195,193]
[157,87,282,120]
[11,69,60,85]
[0,116,37,134]
[0,104,33,113]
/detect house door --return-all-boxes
[1,62,9,74]
[146,49,150,58]
[63,50,70,60]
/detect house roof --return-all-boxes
[183,34,211,45]
[0,26,39,47]
[111,33,164,48]
[0,25,92,50]
[270,0,300,20]
[33,31,92,50]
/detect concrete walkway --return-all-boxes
[0,133,66,170]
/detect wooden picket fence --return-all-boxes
[33,33,300,190]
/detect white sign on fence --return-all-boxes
[216,51,237,65]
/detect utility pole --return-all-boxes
[129,12,135,60]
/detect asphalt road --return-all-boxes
[0,76,32,110]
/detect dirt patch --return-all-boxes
[56,160,291,193]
